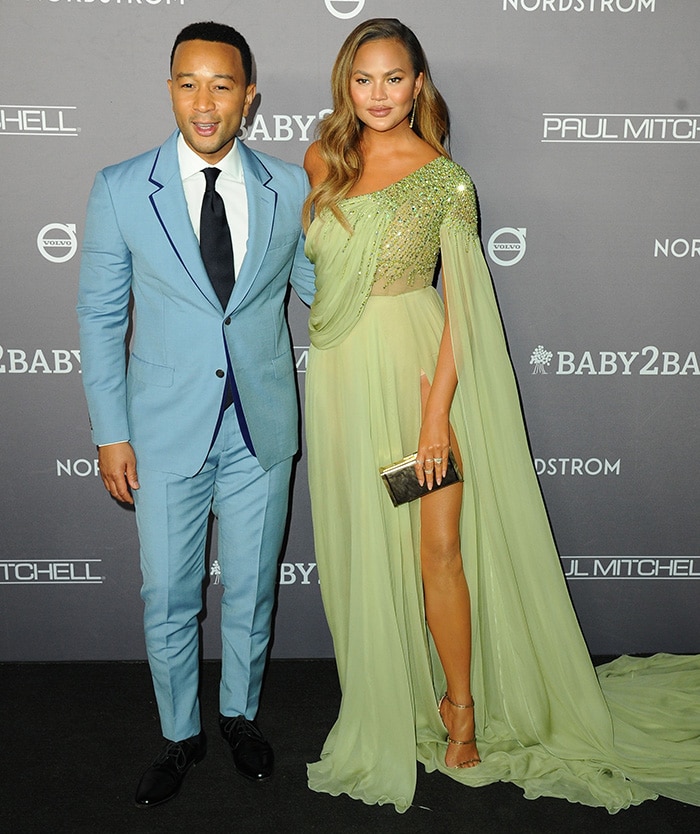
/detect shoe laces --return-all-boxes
[221,716,264,741]
[154,740,191,771]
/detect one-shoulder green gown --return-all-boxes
[304,156,700,813]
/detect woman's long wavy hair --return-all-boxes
[302,18,450,231]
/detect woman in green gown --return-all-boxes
[302,17,700,815]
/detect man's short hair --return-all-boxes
[170,21,253,85]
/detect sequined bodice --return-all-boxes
[306,156,479,349]
[339,156,478,297]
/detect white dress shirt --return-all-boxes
[177,132,249,274]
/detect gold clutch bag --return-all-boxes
[379,450,463,507]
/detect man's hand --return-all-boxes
[97,442,139,504]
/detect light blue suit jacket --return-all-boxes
[77,131,315,475]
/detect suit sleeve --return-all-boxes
[76,169,133,445]
[289,167,316,307]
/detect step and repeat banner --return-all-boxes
[1,0,698,661]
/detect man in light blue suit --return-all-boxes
[77,22,315,807]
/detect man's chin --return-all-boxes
[184,135,232,163]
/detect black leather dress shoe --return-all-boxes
[219,714,274,781]
[134,731,206,807]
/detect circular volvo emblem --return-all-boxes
[487,227,527,267]
[325,0,366,20]
[37,223,78,263]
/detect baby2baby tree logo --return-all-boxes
[529,345,700,375]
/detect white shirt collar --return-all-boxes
[177,132,244,183]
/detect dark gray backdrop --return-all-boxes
[1,0,698,662]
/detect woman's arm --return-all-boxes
[416,290,457,488]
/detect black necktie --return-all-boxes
[200,167,235,308]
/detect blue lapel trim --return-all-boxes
[147,131,221,310]
[229,142,276,313]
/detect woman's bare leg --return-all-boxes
[419,374,480,767]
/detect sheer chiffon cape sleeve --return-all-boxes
[430,175,700,810]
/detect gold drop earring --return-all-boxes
[409,98,417,129]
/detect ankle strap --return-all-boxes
[444,693,474,710]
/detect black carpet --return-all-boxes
[1,660,696,833]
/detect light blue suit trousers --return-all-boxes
[134,406,293,741]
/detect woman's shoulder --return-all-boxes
[432,156,474,188]
[429,158,479,231]
[303,141,328,188]
[416,157,476,210]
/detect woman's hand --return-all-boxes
[415,408,450,489]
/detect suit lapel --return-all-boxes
[148,131,222,310]
[228,142,276,313]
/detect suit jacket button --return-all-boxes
[224,316,231,325]
[216,369,225,378]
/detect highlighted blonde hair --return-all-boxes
[303,18,450,231]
